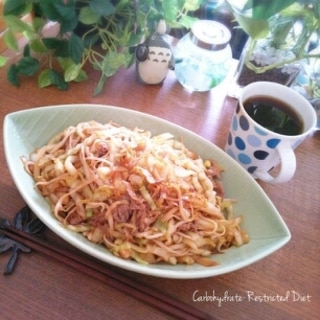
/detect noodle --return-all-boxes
[22,121,249,266]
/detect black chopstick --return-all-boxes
[0,224,213,320]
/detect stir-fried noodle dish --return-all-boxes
[22,121,249,266]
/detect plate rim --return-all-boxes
[3,103,291,279]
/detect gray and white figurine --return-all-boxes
[135,20,174,85]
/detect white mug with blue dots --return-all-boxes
[225,82,317,183]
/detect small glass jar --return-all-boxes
[174,20,232,92]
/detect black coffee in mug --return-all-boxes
[243,95,304,136]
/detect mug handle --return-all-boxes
[254,141,296,184]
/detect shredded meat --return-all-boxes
[68,213,84,225]
[91,209,107,227]
[205,160,224,198]
[93,141,109,157]
[113,202,132,223]
[129,200,160,232]
[177,221,197,232]
[205,160,222,179]
[214,181,224,198]
[111,197,158,232]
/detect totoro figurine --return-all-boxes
[135,20,175,85]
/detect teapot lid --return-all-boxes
[190,20,231,51]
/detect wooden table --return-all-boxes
[0,58,319,320]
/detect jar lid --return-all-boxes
[190,20,231,51]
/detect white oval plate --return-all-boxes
[3,104,291,279]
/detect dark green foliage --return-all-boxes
[2,0,202,94]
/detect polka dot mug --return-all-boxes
[225,82,317,183]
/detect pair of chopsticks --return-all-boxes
[0,223,212,320]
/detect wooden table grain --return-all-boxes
[0,59,319,320]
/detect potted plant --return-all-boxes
[0,0,203,95]
[226,0,320,92]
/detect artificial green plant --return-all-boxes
[226,0,320,74]
[0,0,203,95]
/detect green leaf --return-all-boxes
[96,51,133,96]
[125,32,144,47]
[162,0,179,21]
[7,64,20,87]
[251,0,296,20]
[54,0,76,20]
[59,18,78,33]
[4,30,19,51]
[42,38,69,57]
[38,69,52,88]
[38,1,77,32]
[90,0,115,17]
[227,0,296,39]
[64,64,82,82]
[4,15,34,33]
[79,7,100,25]
[3,0,28,16]
[94,74,107,96]
[60,18,78,33]
[32,17,46,32]
[57,57,72,71]
[117,29,133,47]
[22,29,36,41]
[101,52,127,77]
[30,39,49,53]
[58,57,88,84]
[39,68,74,89]
[39,0,78,33]
[183,0,203,12]
[228,0,296,20]
[55,42,70,57]
[49,70,69,90]
[39,0,75,21]
[121,49,135,68]
[0,56,8,68]
[233,11,270,40]
[68,34,84,64]
[42,38,60,50]
[82,33,101,48]
[23,44,31,57]
[74,69,88,83]
[16,57,39,76]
